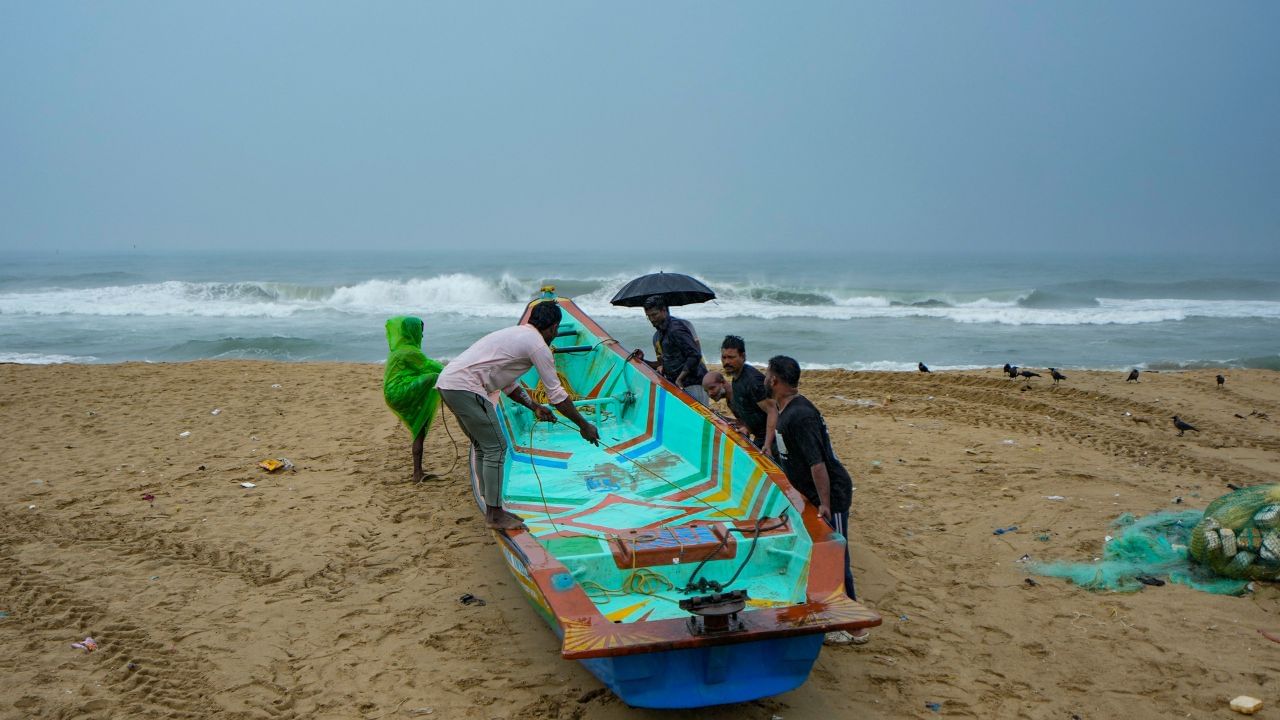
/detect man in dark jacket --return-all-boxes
[630,295,709,405]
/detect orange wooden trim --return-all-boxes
[559,594,881,660]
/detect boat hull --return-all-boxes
[495,531,826,708]
[580,634,824,709]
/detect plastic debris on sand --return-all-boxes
[257,458,295,473]
[71,637,98,653]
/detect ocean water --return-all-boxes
[1,249,1278,372]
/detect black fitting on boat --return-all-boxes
[685,577,723,594]
[680,590,749,636]
[552,344,595,354]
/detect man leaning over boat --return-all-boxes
[701,334,778,455]
[765,355,870,646]
[437,301,600,530]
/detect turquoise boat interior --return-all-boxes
[495,304,814,623]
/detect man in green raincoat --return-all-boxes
[383,316,444,483]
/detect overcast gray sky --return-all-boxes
[2,1,1277,256]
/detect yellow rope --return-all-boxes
[579,536,680,604]
[580,569,677,600]
[529,370,578,404]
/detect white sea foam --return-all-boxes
[795,360,992,372]
[3,275,1280,326]
[574,296,1280,325]
[328,273,533,311]
[0,352,99,364]
[0,274,532,319]
[0,281,304,318]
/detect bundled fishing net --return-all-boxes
[1187,484,1280,582]
[1031,485,1280,594]
[1028,510,1249,595]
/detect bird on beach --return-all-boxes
[918,362,931,373]
[1003,363,1019,379]
[1172,416,1199,436]
[1018,369,1040,380]
[1217,374,1225,389]
[1049,368,1067,385]
[1126,369,1140,383]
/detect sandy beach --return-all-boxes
[2,361,1279,719]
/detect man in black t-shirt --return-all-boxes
[704,335,778,454]
[765,355,866,644]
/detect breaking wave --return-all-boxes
[159,336,335,361]
[1146,355,1280,372]
[3,272,1280,326]
[0,352,99,364]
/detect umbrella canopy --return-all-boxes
[609,272,716,307]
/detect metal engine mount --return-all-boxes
[679,590,749,636]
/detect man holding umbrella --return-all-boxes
[611,272,715,407]
[630,295,710,406]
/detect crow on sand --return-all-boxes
[1049,368,1067,385]
[1172,416,1199,436]
[1126,368,1139,383]
[918,362,931,373]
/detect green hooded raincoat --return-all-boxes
[383,316,444,438]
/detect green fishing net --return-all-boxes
[383,316,444,438]
[1028,510,1246,594]
[1187,484,1280,582]
[1028,486,1280,595]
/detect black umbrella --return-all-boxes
[609,272,716,307]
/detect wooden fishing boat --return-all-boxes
[468,289,880,709]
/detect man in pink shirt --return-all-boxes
[437,302,600,530]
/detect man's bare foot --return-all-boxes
[486,514,526,531]
[485,507,527,530]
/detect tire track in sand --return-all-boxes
[0,507,290,588]
[812,376,1275,488]
[0,541,215,719]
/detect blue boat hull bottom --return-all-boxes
[579,633,825,709]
